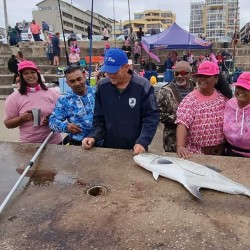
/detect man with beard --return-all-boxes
[49,66,95,145]
[82,48,159,155]
[157,61,196,152]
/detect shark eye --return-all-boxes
[157,159,173,164]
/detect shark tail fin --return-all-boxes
[183,183,202,199]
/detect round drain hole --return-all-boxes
[87,185,107,196]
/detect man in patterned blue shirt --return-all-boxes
[49,67,95,145]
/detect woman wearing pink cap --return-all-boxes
[176,61,232,158]
[223,72,250,157]
[4,60,62,144]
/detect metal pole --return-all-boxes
[88,0,94,83]
[0,131,54,215]
[232,0,239,73]
[127,0,134,62]
[112,0,116,46]
[3,0,9,40]
[57,0,69,65]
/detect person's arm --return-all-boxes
[176,123,191,158]
[86,86,105,141]
[49,97,70,133]
[4,95,33,129]
[4,111,33,129]
[157,88,177,125]
[135,84,159,149]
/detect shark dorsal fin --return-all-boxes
[152,171,160,180]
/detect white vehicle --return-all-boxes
[20,28,45,41]
[0,35,7,44]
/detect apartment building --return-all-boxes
[190,0,239,42]
[122,9,176,33]
[32,0,113,38]
[240,22,250,38]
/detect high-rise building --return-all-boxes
[190,0,239,42]
[32,0,113,38]
[122,9,176,33]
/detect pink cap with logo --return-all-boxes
[18,60,39,73]
[195,61,219,76]
[232,72,250,90]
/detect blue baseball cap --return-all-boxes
[101,48,128,73]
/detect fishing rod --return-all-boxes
[57,0,69,66]
[0,131,54,215]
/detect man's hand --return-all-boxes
[67,123,82,134]
[82,137,95,149]
[133,144,145,155]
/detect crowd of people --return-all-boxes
[3,23,250,158]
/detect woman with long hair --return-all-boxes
[4,60,62,144]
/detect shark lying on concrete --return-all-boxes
[133,153,250,199]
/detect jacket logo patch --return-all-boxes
[129,97,136,108]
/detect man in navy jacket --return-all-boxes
[82,48,159,155]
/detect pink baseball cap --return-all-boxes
[232,72,250,90]
[18,60,39,73]
[195,61,219,76]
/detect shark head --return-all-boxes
[133,153,173,171]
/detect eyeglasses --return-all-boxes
[64,64,85,74]
[174,70,190,77]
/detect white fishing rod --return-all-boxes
[0,131,54,215]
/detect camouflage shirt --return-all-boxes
[157,80,195,152]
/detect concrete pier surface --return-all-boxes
[0,139,250,249]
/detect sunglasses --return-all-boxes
[174,70,190,77]
[64,64,85,74]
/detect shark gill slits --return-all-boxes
[157,159,173,164]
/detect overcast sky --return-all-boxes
[0,0,249,31]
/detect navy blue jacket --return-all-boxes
[88,73,159,149]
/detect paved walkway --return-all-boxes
[0,100,19,142]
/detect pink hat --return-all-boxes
[18,60,38,73]
[105,43,110,48]
[195,61,219,76]
[232,72,250,90]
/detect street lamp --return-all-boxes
[3,0,9,40]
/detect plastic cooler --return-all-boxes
[59,77,71,94]
[157,75,164,82]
